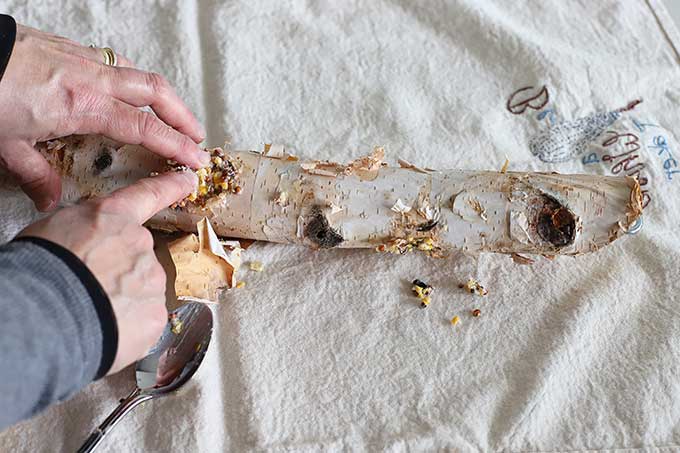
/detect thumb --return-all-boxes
[0,139,62,211]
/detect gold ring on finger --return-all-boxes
[89,44,117,67]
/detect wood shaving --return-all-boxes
[264,143,285,159]
[300,161,344,178]
[397,157,432,174]
[46,139,66,151]
[391,198,412,214]
[274,191,289,206]
[511,253,535,265]
[500,156,510,174]
[347,147,385,173]
[296,216,305,239]
[304,167,339,177]
[221,238,256,250]
[451,191,487,223]
[416,194,439,221]
[467,198,488,222]
[329,202,344,214]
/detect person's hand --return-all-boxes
[0,24,209,211]
[19,170,197,375]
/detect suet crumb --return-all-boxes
[379,237,442,257]
[170,314,183,335]
[412,279,433,308]
[459,278,488,296]
[170,147,242,207]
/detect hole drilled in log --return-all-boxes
[305,206,344,248]
[536,195,576,248]
[93,148,113,175]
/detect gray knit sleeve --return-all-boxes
[0,237,117,429]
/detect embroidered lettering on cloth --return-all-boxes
[529,111,623,163]
[505,86,666,209]
[519,97,642,163]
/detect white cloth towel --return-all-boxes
[1,1,680,451]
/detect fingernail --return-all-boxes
[198,150,211,167]
[197,125,207,141]
[181,169,198,186]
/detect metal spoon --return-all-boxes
[77,302,213,453]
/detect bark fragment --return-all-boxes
[511,253,535,265]
[169,218,243,303]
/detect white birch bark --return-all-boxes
[39,135,643,257]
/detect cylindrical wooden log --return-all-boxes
[38,135,642,258]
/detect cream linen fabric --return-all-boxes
[1,1,680,451]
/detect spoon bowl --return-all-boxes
[136,302,212,393]
[77,302,213,453]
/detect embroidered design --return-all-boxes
[598,130,652,208]
[529,99,642,163]
[581,125,652,209]
[506,85,549,115]
[536,108,556,125]
[529,111,621,163]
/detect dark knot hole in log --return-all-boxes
[305,207,344,248]
[536,195,576,248]
[93,148,113,175]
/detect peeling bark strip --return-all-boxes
[37,135,643,258]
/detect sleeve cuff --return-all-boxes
[0,14,16,83]
[14,236,118,379]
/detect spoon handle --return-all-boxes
[77,388,153,453]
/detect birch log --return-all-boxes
[37,135,643,258]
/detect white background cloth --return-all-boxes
[1,1,680,451]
